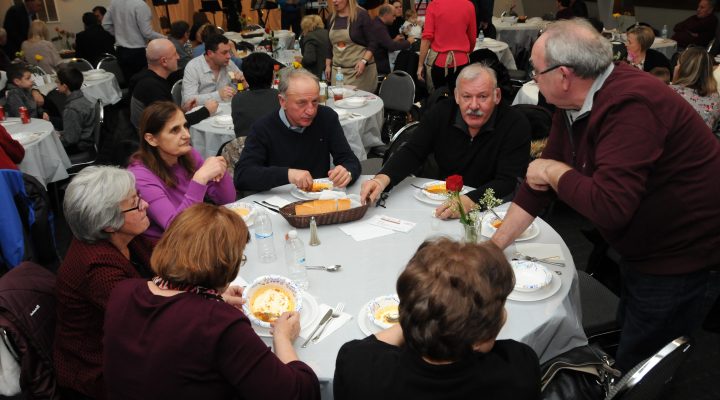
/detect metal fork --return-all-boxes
[514,252,566,267]
[312,302,344,343]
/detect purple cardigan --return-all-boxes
[128,148,236,241]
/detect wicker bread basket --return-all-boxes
[279,200,370,228]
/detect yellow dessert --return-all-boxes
[424,184,447,194]
[374,304,399,325]
[250,285,295,322]
[309,182,333,192]
[231,207,250,217]
[295,199,351,216]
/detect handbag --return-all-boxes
[540,345,622,400]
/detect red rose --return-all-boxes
[446,175,463,192]
[265,27,271,34]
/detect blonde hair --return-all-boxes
[28,20,49,40]
[151,204,249,290]
[627,26,654,52]
[332,0,361,25]
[674,46,717,97]
[404,9,417,20]
[301,14,324,34]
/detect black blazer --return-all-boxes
[2,4,35,57]
[643,48,672,74]
[75,24,116,67]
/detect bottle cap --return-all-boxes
[288,230,298,239]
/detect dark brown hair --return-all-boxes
[151,203,249,289]
[397,238,515,361]
[132,101,195,188]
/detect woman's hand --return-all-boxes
[221,285,245,309]
[270,311,301,342]
[193,156,227,185]
[355,59,366,76]
[434,194,476,220]
[417,65,425,82]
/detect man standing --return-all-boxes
[75,12,116,67]
[371,5,412,75]
[361,63,530,216]
[129,39,218,129]
[673,0,718,48]
[102,0,164,83]
[492,19,720,372]
[3,0,40,57]
[182,34,242,104]
[234,69,361,192]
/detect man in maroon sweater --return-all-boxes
[492,19,720,372]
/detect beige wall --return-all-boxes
[1,0,112,37]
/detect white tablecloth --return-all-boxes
[512,80,540,106]
[189,91,384,161]
[234,176,587,399]
[651,37,678,60]
[2,118,71,187]
[493,17,546,62]
[37,71,122,105]
[474,38,517,70]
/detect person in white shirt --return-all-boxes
[182,34,242,104]
[102,0,164,82]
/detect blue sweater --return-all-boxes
[234,106,361,191]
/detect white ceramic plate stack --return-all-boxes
[211,115,234,128]
[357,294,400,336]
[335,97,367,109]
[507,260,562,301]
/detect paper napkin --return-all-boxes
[264,196,292,208]
[300,303,352,343]
[339,220,395,241]
[367,215,416,233]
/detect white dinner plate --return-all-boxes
[334,97,367,109]
[210,121,235,129]
[507,272,561,302]
[412,186,471,206]
[481,211,540,241]
[250,291,319,337]
[224,201,257,227]
[357,300,383,336]
[510,260,553,292]
[291,178,339,200]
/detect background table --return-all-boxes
[233,176,587,399]
[513,80,540,106]
[189,91,384,161]
[651,37,678,60]
[37,70,122,105]
[493,17,546,63]
[474,38,518,70]
[2,118,71,187]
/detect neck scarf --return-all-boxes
[151,276,224,302]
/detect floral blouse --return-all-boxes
[670,84,720,132]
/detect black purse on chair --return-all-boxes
[541,345,622,400]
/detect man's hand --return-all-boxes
[42,112,49,121]
[434,194,475,220]
[182,98,198,112]
[204,99,219,114]
[359,175,389,205]
[221,285,245,309]
[328,165,351,188]
[219,86,236,101]
[288,168,313,190]
[526,158,572,192]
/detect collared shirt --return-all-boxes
[278,109,306,133]
[181,55,241,104]
[102,0,164,48]
[567,63,615,123]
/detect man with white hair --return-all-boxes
[361,63,531,217]
[492,19,720,371]
[129,38,218,128]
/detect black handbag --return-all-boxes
[540,345,622,400]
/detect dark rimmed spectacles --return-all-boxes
[375,192,389,208]
[121,195,146,213]
[530,64,571,80]
[240,254,247,267]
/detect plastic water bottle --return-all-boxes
[478,29,485,43]
[254,210,277,263]
[285,230,309,290]
[335,67,344,87]
[661,24,668,39]
[293,38,301,51]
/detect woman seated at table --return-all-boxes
[300,15,330,79]
[626,25,671,75]
[671,46,720,133]
[128,101,235,242]
[103,203,321,399]
[231,52,280,137]
[334,238,541,400]
[324,0,378,92]
[54,166,155,399]
[22,20,62,74]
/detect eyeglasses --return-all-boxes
[121,195,146,213]
[240,254,247,267]
[375,192,389,208]
[530,64,571,80]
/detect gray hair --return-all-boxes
[455,62,498,89]
[378,4,394,16]
[542,19,612,79]
[63,166,135,243]
[278,68,319,96]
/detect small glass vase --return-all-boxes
[461,222,479,243]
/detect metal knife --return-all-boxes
[302,309,334,348]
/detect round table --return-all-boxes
[512,80,540,106]
[493,16,546,63]
[474,38,517,70]
[189,90,384,161]
[37,70,122,105]
[2,118,71,187]
[232,176,587,399]
[651,37,678,60]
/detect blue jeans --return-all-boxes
[615,264,720,372]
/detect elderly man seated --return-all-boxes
[234,68,361,192]
[182,33,242,104]
[361,63,531,218]
[130,38,218,128]
[673,0,718,48]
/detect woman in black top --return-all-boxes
[626,25,671,74]
[334,238,541,400]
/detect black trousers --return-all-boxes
[116,46,147,83]
[430,63,468,94]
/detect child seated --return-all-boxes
[56,66,96,155]
[6,66,48,120]
[400,9,424,39]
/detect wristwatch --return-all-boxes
[360,58,368,65]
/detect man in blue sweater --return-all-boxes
[234,68,361,192]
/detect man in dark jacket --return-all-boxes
[673,0,718,48]
[2,0,41,57]
[75,12,116,67]
[371,4,412,75]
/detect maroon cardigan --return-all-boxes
[0,125,25,170]
[53,236,153,399]
[514,63,720,275]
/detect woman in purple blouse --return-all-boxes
[128,101,235,241]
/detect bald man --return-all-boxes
[129,38,218,128]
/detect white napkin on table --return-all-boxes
[515,243,565,261]
[339,219,394,241]
[264,196,292,208]
[300,303,352,343]
[317,190,347,200]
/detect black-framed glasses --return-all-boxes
[375,192,389,208]
[240,254,247,267]
[121,195,145,213]
[530,64,570,80]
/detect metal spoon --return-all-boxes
[384,311,399,323]
[306,264,342,272]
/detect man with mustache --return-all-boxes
[360,63,530,218]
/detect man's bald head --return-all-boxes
[146,39,175,65]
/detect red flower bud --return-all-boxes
[446,175,463,192]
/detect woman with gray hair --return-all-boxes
[54,165,154,399]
